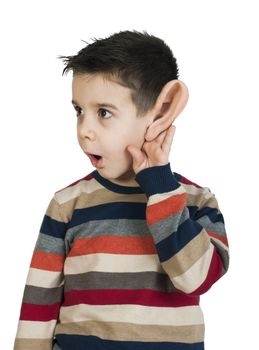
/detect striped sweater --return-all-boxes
[14,162,229,350]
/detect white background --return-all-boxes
[1,0,258,348]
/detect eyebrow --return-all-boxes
[72,100,119,111]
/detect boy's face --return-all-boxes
[72,73,153,186]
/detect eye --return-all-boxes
[98,108,112,119]
[73,106,112,119]
[74,106,84,117]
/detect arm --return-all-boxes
[14,195,68,350]
[135,163,229,296]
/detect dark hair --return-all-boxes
[58,29,179,117]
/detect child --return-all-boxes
[14,30,229,350]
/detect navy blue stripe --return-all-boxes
[39,214,67,239]
[193,206,225,224]
[135,162,181,197]
[172,171,182,182]
[92,170,145,194]
[67,202,216,233]
[156,219,204,262]
[55,334,204,350]
[68,202,147,229]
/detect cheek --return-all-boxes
[124,127,145,148]
[107,123,146,155]
[104,136,124,155]
[125,124,144,141]
[108,138,131,160]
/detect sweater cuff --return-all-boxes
[134,162,181,197]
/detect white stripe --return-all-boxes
[172,243,214,293]
[55,178,102,204]
[210,236,229,252]
[15,320,57,338]
[148,186,185,205]
[182,183,211,197]
[26,268,64,288]
[59,303,204,326]
[64,253,165,274]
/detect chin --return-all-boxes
[100,165,134,181]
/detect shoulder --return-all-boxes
[173,171,215,205]
[53,171,100,206]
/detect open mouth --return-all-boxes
[91,154,102,160]
[88,153,103,168]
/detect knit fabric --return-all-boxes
[14,162,229,350]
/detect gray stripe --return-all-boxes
[22,285,63,304]
[21,271,178,304]
[196,215,227,237]
[211,239,230,273]
[148,207,189,244]
[64,271,177,293]
[65,213,189,249]
[35,233,65,255]
[65,219,151,249]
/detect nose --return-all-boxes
[77,116,96,140]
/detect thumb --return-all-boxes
[127,145,145,165]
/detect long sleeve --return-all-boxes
[13,194,68,350]
[135,162,229,296]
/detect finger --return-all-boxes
[161,125,176,152]
[127,145,146,167]
[157,124,174,142]
[145,119,174,141]
[156,129,168,143]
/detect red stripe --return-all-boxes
[146,192,187,225]
[189,245,223,296]
[30,250,64,271]
[179,175,204,189]
[19,302,61,321]
[68,235,157,256]
[62,289,199,308]
[208,230,229,247]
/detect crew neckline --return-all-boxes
[91,170,145,194]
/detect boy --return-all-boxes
[14,30,229,350]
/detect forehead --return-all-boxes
[72,73,134,108]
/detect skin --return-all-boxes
[72,73,189,186]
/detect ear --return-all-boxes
[145,79,189,141]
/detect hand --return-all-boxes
[127,124,176,175]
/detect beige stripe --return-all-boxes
[55,173,212,207]
[53,179,102,222]
[54,172,210,207]
[55,178,96,204]
[147,186,185,205]
[181,182,211,198]
[54,320,205,343]
[44,196,63,222]
[45,195,72,224]
[64,253,165,275]
[59,304,204,326]
[74,188,147,209]
[54,178,147,223]
[186,187,219,211]
[172,243,215,293]
[55,177,146,205]
[15,320,57,338]
[162,228,211,277]
[14,338,52,350]
[26,268,64,288]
